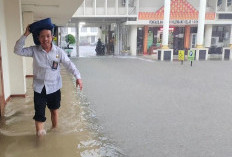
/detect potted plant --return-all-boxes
[64,34,76,57]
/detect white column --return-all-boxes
[4,0,26,95]
[136,0,140,14]
[76,24,79,57]
[204,25,212,48]
[23,11,34,76]
[196,0,206,48]
[105,0,107,15]
[0,0,11,99]
[94,0,96,15]
[115,0,118,14]
[114,23,120,55]
[83,0,86,15]
[126,0,129,15]
[129,25,137,56]
[98,27,102,40]
[162,0,171,49]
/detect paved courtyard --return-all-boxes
[73,56,232,157]
[79,46,96,57]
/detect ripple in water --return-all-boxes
[73,77,125,157]
[0,68,125,157]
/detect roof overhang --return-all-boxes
[21,0,84,26]
[70,16,137,27]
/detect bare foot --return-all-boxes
[36,129,46,136]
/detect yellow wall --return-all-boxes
[0,0,11,100]
[4,0,26,95]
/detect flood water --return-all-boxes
[0,68,123,157]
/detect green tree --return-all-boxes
[65,34,76,48]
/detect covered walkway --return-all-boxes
[0,68,122,157]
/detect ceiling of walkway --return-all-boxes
[71,17,137,27]
[21,0,84,26]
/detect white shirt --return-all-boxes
[14,35,81,94]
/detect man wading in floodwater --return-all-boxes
[14,18,83,136]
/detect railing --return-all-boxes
[128,0,136,15]
[217,4,225,11]
[74,0,137,16]
[129,6,136,15]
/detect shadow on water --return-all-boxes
[0,68,125,157]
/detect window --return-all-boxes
[217,0,222,6]
[219,14,232,19]
[212,26,225,43]
[91,36,95,43]
[228,0,232,6]
[81,27,87,32]
[71,27,75,33]
[90,27,98,32]
[122,0,126,6]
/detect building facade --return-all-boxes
[73,0,232,60]
[126,0,232,61]
[1,0,232,115]
[0,0,83,115]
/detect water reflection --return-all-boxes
[0,68,124,157]
[77,91,124,157]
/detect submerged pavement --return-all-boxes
[73,56,232,157]
[0,68,122,157]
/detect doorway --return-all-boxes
[173,27,185,55]
[190,33,197,48]
[137,27,144,55]
[0,41,5,116]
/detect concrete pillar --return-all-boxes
[4,0,26,95]
[196,0,206,48]
[157,0,173,61]
[126,0,129,15]
[184,25,190,49]
[162,0,171,49]
[22,11,34,76]
[94,0,96,15]
[136,0,140,14]
[143,26,148,54]
[204,25,213,48]
[115,0,118,14]
[119,25,123,55]
[76,24,79,57]
[83,0,86,15]
[98,27,102,40]
[129,25,137,56]
[114,23,120,55]
[105,0,107,15]
[193,0,209,61]
[0,0,11,114]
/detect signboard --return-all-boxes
[178,50,185,61]
[188,50,195,61]
[53,36,57,41]
[149,20,198,25]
